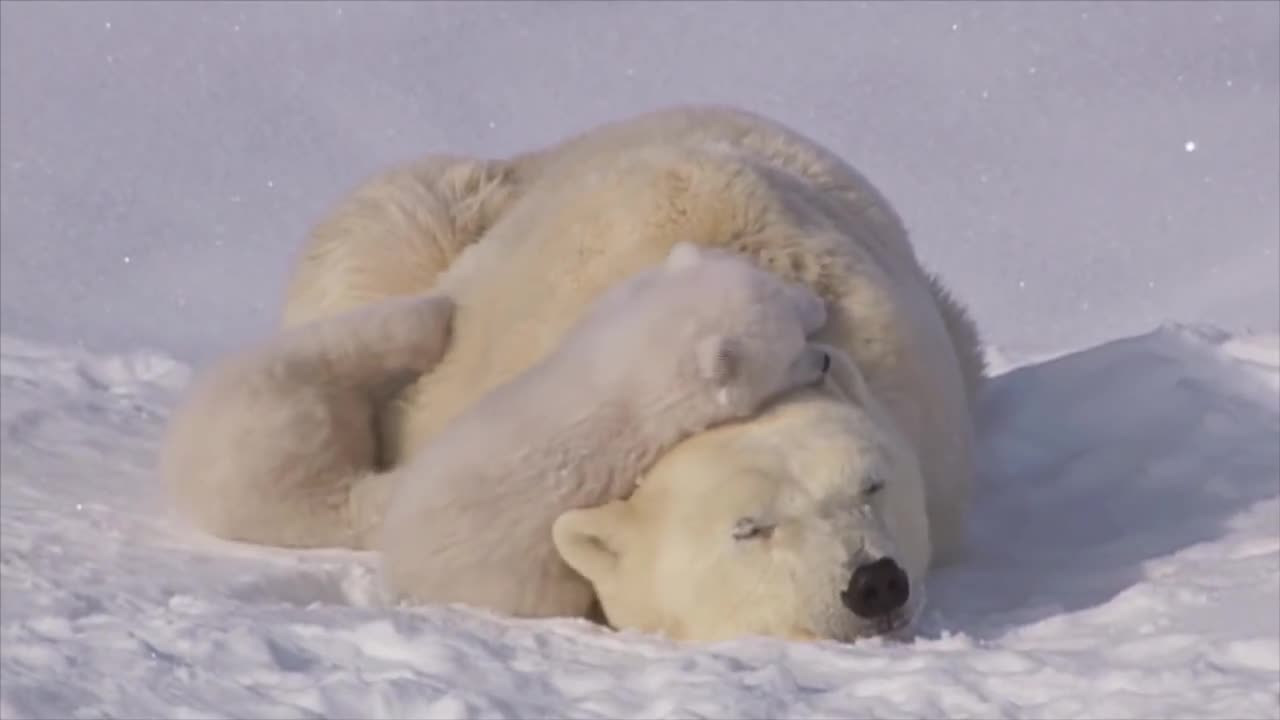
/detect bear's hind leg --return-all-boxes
[162,295,454,550]
[282,156,519,328]
[274,293,455,390]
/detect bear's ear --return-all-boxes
[664,241,703,272]
[815,343,874,406]
[696,335,740,385]
[553,501,633,586]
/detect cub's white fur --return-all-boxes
[377,242,829,617]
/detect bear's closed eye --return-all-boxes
[864,477,886,497]
[732,518,775,541]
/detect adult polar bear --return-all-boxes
[277,105,982,642]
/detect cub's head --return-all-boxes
[553,351,932,644]
[577,241,830,416]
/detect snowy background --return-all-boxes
[1,2,1278,719]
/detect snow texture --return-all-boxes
[1,327,1277,719]
[1,2,1278,719]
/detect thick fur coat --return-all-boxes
[163,106,984,641]
[379,242,830,617]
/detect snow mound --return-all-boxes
[1,326,1277,719]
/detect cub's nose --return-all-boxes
[841,557,909,618]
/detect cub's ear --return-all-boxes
[696,335,740,384]
[553,502,634,585]
[664,241,704,272]
[814,342,873,406]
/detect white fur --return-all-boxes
[160,294,455,549]
[555,348,932,644]
[377,242,829,617]
[166,105,985,644]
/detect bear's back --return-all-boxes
[277,106,982,558]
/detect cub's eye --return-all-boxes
[732,517,775,541]
[863,477,887,498]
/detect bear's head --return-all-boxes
[553,349,932,644]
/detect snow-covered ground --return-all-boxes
[2,2,1278,719]
[1,327,1277,719]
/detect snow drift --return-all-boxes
[2,325,1276,719]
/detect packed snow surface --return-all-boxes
[2,326,1277,719]
[2,1,1278,718]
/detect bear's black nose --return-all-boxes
[841,557,909,618]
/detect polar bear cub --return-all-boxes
[378,241,831,618]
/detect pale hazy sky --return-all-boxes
[2,1,1277,361]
